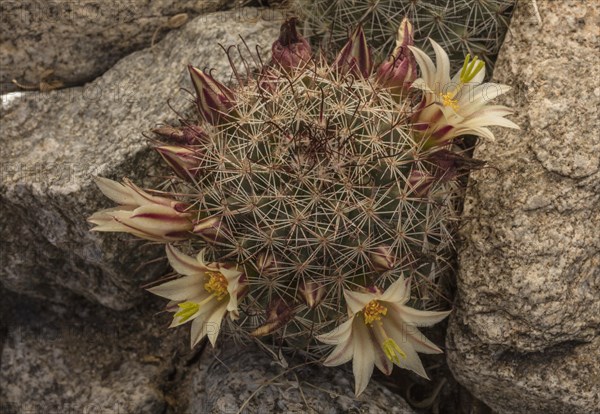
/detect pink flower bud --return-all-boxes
[188,65,235,125]
[250,298,295,337]
[256,252,278,275]
[334,25,373,78]
[370,245,397,271]
[155,145,200,179]
[408,170,435,197]
[152,124,207,145]
[88,177,193,242]
[375,18,417,95]
[298,281,325,309]
[271,17,312,71]
[193,216,229,243]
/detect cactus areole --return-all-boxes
[89,18,516,396]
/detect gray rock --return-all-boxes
[0,0,239,92]
[447,1,600,413]
[0,292,179,414]
[187,344,417,414]
[0,291,416,413]
[0,9,280,310]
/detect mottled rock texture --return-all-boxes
[447,1,600,413]
[0,290,416,413]
[0,10,280,310]
[188,345,417,414]
[0,0,241,92]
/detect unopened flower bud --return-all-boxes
[375,18,417,95]
[88,177,193,242]
[250,298,295,337]
[152,124,207,145]
[156,145,200,179]
[298,281,325,308]
[193,216,228,242]
[256,252,279,275]
[370,245,397,271]
[427,149,486,181]
[408,170,435,197]
[334,25,373,78]
[188,65,235,125]
[271,17,312,71]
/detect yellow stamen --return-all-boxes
[204,271,228,300]
[383,338,406,364]
[363,300,388,325]
[175,301,200,323]
[441,93,459,110]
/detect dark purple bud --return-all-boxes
[271,17,312,70]
[375,18,417,95]
[188,66,235,125]
[334,25,373,78]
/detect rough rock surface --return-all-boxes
[0,10,280,310]
[0,0,241,92]
[188,345,417,414]
[0,290,416,413]
[0,292,178,414]
[447,1,600,413]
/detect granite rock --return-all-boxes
[447,1,600,413]
[187,344,418,414]
[0,292,178,414]
[0,9,280,310]
[0,291,417,414]
[0,0,241,92]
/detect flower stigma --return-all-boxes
[175,301,200,323]
[383,338,406,364]
[439,54,485,111]
[460,54,485,84]
[204,271,229,300]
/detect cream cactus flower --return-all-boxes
[317,277,451,396]
[148,245,246,347]
[88,177,193,242]
[409,39,519,145]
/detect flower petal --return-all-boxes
[396,305,451,327]
[322,320,355,366]
[430,39,451,87]
[352,322,376,396]
[166,244,208,276]
[94,177,137,205]
[344,289,375,316]
[147,274,204,301]
[317,317,355,345]
[408,45,436,89]
[380,276,409,304]
[190,300,227,347]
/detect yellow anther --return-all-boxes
[383,338,406,364]
[175,301,200,323]
[363,300,388,325]
[204,271,228,300]
[441,93,459,110]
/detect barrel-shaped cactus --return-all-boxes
[89,18,516,395]
[293,0,515,72]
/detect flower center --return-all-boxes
[441,93,459,111]
[363,300,388,325]
[204,271,228,300]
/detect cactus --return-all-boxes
[293,0,515,73]
[89,17,516,395]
